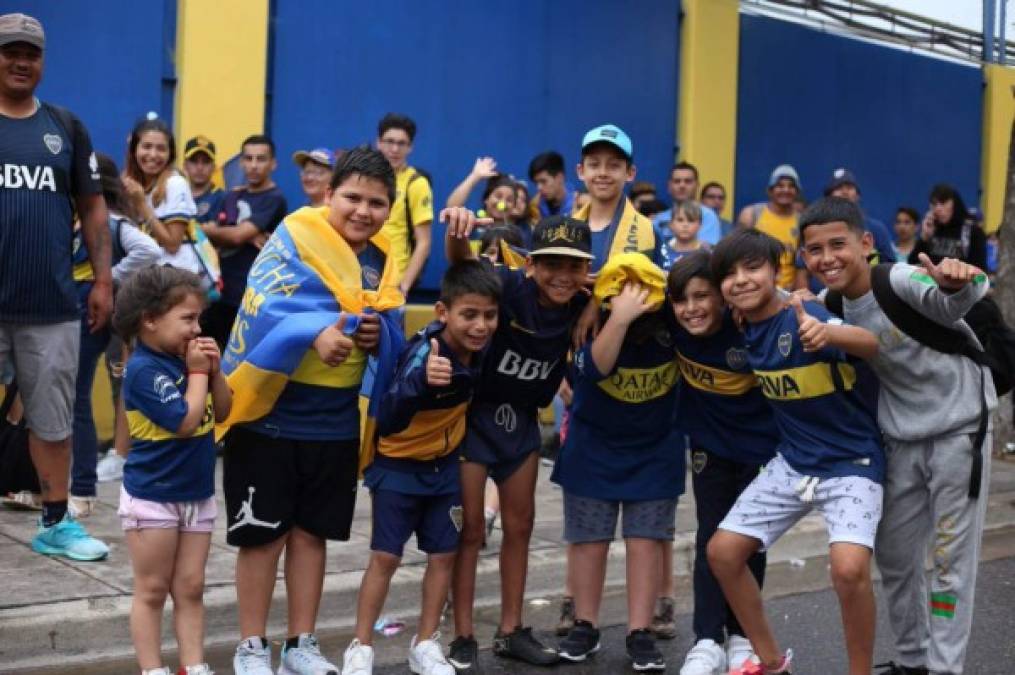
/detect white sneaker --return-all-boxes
[408,632,454,675]
[96,452,126,482]
[278,633,339,674]
[141,669,172,675]
[341,639,373,675]
[726,634,755,669]
[180,665,215,675]
[68,495,96,518]
[234,636,274,674]
[679,639,726,675]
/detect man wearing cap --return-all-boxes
[652,162,722,246]
[202,134,287,348]
[824,168,896,264]
[0,13,111,560]
[183,135,226,225]
[293,147,335,208]
[737,164,803,290]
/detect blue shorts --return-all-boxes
[461,401,540,484]
[369,489,462,557]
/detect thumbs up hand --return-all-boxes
[313,314,356,367]
[917,253,981,290]
[791,294,828,352]
[426,337,453,387]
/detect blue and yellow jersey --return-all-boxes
[551,309,685,501]
[674,311,778,466]
[122,343,216,502]
[742,300,884,482]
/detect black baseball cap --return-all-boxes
[530,215,593,260]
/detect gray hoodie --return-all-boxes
[840,263,996,442]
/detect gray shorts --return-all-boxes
[563,491,678,543]
[0,321,80,441]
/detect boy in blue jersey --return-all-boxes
[552,254,684,673]
[443,209,592,670]
[667,251,779,675]
[341,260,500,675]
[799,197,995,675]
[706,229,883,675]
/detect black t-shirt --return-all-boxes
[216,186,287,306]
[0,103,100,323]
[908,219,987,271]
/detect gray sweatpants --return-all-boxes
[875,432,990,675]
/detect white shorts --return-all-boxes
[719,454,883,551]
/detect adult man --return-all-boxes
[652,162,722,245]
[201,134,287,348]
[0,13,111,560]
[376,113,433,296]
[737,164,803,290]
[701,181,735,238]
[183,135,225,224]
[526,150,580,222]
[292,146,335,208]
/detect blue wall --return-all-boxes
[0,1,175,165]
[268,0,680,292]
[736,14,983,226]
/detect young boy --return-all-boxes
[443,211,593,670]
[221,147,404,674]
[552,254,685,672]
[341,260,500,675]
[658,200,708,271]
[667,251,779,674]
[706,228,884,675]
[799,197,995,675]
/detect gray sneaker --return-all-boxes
[234,637,273,675]
[279,633,339,674]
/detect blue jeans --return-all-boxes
[70,313,110,497]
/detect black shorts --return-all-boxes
[460,401,540,484]
[223,426,360,547]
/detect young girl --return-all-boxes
[658,200,708,271]
[113,265,231,675]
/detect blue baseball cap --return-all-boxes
[292,147,336,169]
[824,167,859,196]
[581,124,633,160]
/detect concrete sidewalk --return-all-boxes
[3,456,1015,673]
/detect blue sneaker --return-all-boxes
[32,514,109,561]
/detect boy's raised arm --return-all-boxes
[791,295,878,361]
[895,255,990,326]
[590,283,654,375]
[441,206,489,264]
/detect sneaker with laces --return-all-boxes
[650,596,677,639]
[447,635,477,672]
[96,452,126,482]
[555,596,576,636]
[729,649,793,674]
[68,495,96,519]
[493,625,559,665]
[408,632,454,675]
[874,663,928,675]
[626,628,665,671]
[31,514,109,561]
[233,637,273,675]
[341,639,373,675]
[558,620,600,662]
[279,633,339,674]
[725,635,754,670]
[2,490,42,511]
[680,639,726,675]
[178,664,214,675]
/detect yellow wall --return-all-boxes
[174,0,270,163]
[678,0,740,220]
[981,64,1015,234]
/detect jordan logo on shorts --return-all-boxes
[228,486,281,532]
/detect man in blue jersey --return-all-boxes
[0,13,111,561]
[652,162,722,246]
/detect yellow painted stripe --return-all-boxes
[678,0,740,220]
[980,64,1015,234]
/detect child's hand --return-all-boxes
[185,339,213,372]
[791,295,828,352]
[917,253,982,290]
[440,206,493,239]
[353,312,381,353]
[426,338,453,387]
[313,315,355,367]
[195,338,221,375]
[609,282,654,326]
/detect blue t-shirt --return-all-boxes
[248,242,385,441]
[742,301,884,482]
[0,103,100,323]
[551,310,685,501]
[122,343,216,502]
[217,186,288,306]
[652,205,722,246]
[194,187,226,225]
[674,312,778,465]
[656,239,710,272]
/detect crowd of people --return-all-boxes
[0,12,1004,675]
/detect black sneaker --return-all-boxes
[555,596,576,636]
[875,663,929,675]
[448,635,478,672]
[493,626,559,666]
[626,628,665,672]
[558,619,601,662]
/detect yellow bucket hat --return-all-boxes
[593,252,667,310]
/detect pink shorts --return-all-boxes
[118,485,217,533]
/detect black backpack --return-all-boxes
[826,263,1015,498]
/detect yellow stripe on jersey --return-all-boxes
[73,260,95,283]
[597,361,679,404]
[755,362,856,401]
[290,346,366,388]
[127,398,215,441]
[677,354,757,396]
[378,402,468,462]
